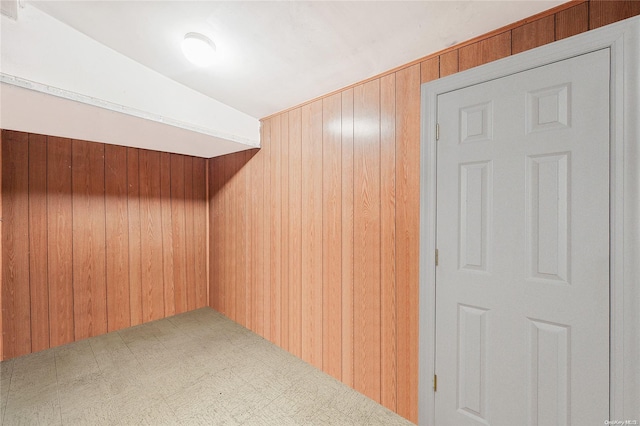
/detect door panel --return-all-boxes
[435,49,610,425]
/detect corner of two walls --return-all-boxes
[206,2,640,423]
[1,130,208,361]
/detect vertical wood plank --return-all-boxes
[193,157,208,308]
[262,121,272,338]
[224,154,237,322]
[236,151,249,327]
[170,154,188,314]
[72,140,107,339]
[139,149,164,322]
[420,57,440,84]
[280,112,290,351]
[459,32,511,71]
[380,73,397,411]
[160,152,175,317]
[105,144,131,332]
[439,50,459,78]
[28,134,49,352]
[395,64,421,423]
[353,80,382,403]
[244,150,255,331]
[127,148,143,326]
[590,0,640,29]
[301,99,324,369]
[512,15,555,54]
[209,157,224,311]
[0,131,2,359]
[322,93,343,380]
[2,131,31,358]
[288,108,303,358]
[249,147,264,333]
[555,1,589,40]
[184,156,197,312]
[270,115,282,345]
[48,137,74,346]
[341,88,355,387]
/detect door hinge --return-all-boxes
[436,123,440,141]
[435,249,439,266]
[434,374,438,392]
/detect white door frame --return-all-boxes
[419,16,640,426]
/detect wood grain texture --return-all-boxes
[439,50,459,77]
[262,124,272,337]
[193,157,207,308]
[341,89,355,388]
[28,134,49,352]
[590,0,640,29]
[280,112,290,351]
[170,154,188,314]
[322,93,343,380]
[105,144,131,332]
[301,99,324,369]
[380,73,397,411]
[288,108,303,358]
[139,149,164,322]
[395,64,421,423]
[2,131,31,358]
[72,140,107,339]
[353,79,382,403]
[209,157,224,311]
[236,151,249,328]
[224,153,237,322]
[459,31,511,71]
[160,152,175,317]
[420,57,440,84]
[127,148,143,326]
[0,131,2,358]
[243,150,254,331]
[47,137,74,347]
[249,147,263,333]
[270,115,282,345]
[512,15,555,54]
[555,1,589,40]
[184,156,197,313]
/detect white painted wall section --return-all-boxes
[0,4,259,157]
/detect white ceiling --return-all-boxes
[29,0,568,119]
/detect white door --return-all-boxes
[435,49,610,425]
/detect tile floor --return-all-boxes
[0,308,414,425]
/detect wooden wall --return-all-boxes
[208,1,640,423]
[1,130,208,360]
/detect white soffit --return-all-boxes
[0,4,260,158]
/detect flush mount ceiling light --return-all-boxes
[182,32,216,67]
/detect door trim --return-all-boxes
[419,16,640,426]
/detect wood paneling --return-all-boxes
[420,57,440,84]
[380,73,397,410]
[209,157,224,312]
[341,89,355,387]
[2,131,31,358]
[288,108,303,358]
[270,115,282,345]
[72,140,107,340]
[512,15,555,54]
[301,100,324,369]
[28,134,49,352]
[395,64,421,422]
[590,0,640,29]
[48,137,74,347]
[0,131,2,358]
[193,158,207,308]
[459,31,511,71]
[353,80,381,402]
[250,147,264,333]
[2,132,207,361]
[439,50,459,78]
[127,148,143,326]
[105,144,131,332]
[160,152,175,317]
[322,93,342,380]
[139,150,164,322]
[280,113,290,351]
[170,154,188,314]
[184,157,196,312]
[556,2,589,40]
